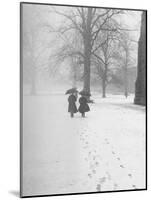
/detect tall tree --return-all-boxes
[54,7,122,94]
[91,18,120,97]
[134,11,146,105]
[113,32,137,97]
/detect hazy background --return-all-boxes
[22,4,141,96]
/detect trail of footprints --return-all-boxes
[79,129,137,191]
[104,138,136,189]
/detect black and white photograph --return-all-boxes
[20,2,147,197]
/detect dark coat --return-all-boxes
[68,94,78,113]
[78,96,90,113]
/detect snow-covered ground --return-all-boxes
[22,94,146,196]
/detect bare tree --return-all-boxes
[91,17,120,97]
[53,7,122,94]
[112,31,137,97]
[47,27,83,86]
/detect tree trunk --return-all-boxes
[102,77,106,98]
[83,8,92,94]
[123,54,128,98]
[124,72,128,98]
[134,11,146,105]
[102,62,108,98]
[83,47,91,93]
[71,58,77,88]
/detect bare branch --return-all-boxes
[92,37,110,54]
[53,8,84,35]
[91,10,122,46]
[92,52,105,65]
[76,7,86,30]
[91,9,111,29]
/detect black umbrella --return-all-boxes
[65,87,78,95]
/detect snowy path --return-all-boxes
[22,94,146,196]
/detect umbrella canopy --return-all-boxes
[65,87,78,95]
[79,90,91,96]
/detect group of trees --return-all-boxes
[22,5,142,98]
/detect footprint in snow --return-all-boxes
[93,156,96,160]
[112,151,115,155]
[92,169,96,174]
[88,173,92,178]
[96,184,101,191]
[132,184,137,189]
[113,183,118,190]
[120,164,124,168]
[117,157,120,161]
[128,173,132,178]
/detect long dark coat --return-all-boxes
[68,94,78,113]
[78,96,90,113]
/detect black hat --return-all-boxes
[79,90,91,96]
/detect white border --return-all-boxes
[0,0,149,199]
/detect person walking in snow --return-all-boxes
[68,93,78,117]
[66,88,78,118]
[78,91,90,117]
